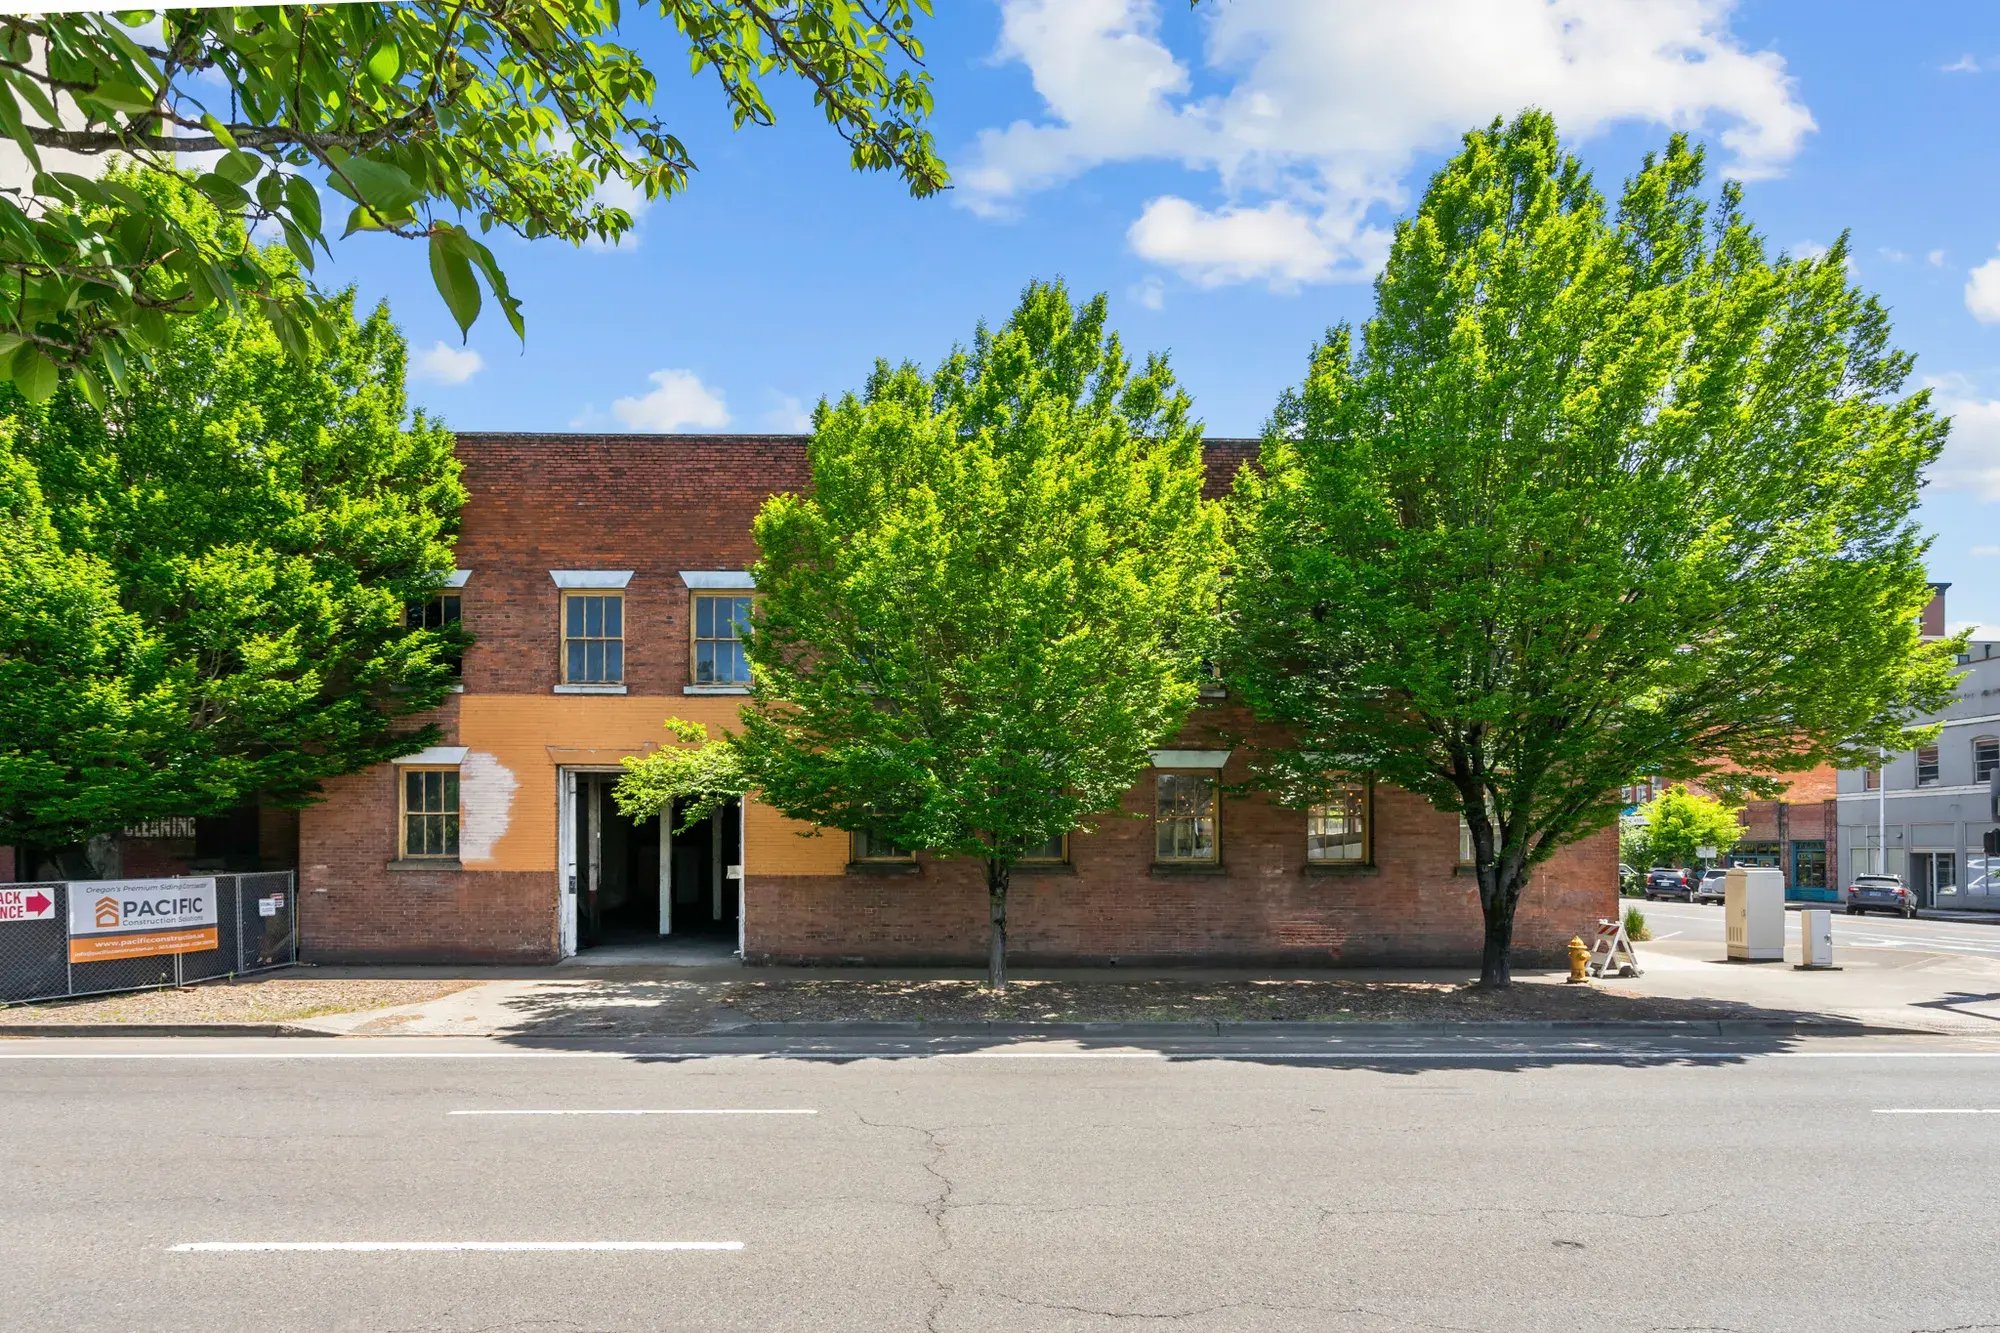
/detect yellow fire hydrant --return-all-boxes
[1566,935,1591,984]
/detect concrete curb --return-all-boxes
[0,1016,1929,1040]
[0,1022,338,1038]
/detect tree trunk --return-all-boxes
[1476,859,1526,989]
[986,857,1010,991]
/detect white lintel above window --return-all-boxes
[444,569,472,589]
[1151,749,1231,769]
[680,570,756,590]
[554,683,629,695]
[392,746,469,765]
[549,570,634,589]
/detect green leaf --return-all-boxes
[427,228,481,337]
[11,344,58,402]
[216,150,262,187]
[195,173,251,211]
[199,113,238,149]
[326,156,423,214]
[366,38,402,83]
[83,79,156,114]
[284,175,321,238]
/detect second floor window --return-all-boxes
[1917,746,1940,787]
[852,829,914,862]
[1864,766,1880,791]
[693,594,753,685]
[1978,738,2000,785]
[1019,833,1067,864]
[406,593,463,675]
[563,593,624,684]
[1155,772,1218,863]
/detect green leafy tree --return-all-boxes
[620,282,1227,987]
[1638,786,1742,869]
[614,718,748,831]
[0,432,193,848]
[0,3,944,399]
[1226,111,1960,987]
[0,182,464,848]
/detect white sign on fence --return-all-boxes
[0,886,56,921]
[258,897,278,918]
[65,877,219,964]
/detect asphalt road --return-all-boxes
[9,1032,2000,1332]
[1635,895,2000,959]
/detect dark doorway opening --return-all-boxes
[668,796,741,940]
[573,775,661,950]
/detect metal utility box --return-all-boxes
[1799,908,1834,969]
[1725,866,1786,961]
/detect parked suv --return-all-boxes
[1847,875,1917,918]
[1693,868,1728,905]
[1645,867,1693,901]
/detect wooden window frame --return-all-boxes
[399,766,461,860]
[561,590,625,685]
[1153,770,1221,865]
[1306,780,1371,865]
[690,592,756,687]
[850,829,915,864]
[1018,833,1069,865]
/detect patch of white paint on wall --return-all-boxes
[458,751,519,863]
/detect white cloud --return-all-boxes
[964,0,1815,289]
[1131,275,1166,311]
[1972,546,2000,558]
[761,394,813,433]
[1879,247,1909,264]
[1927,377,2000,500]
[1943,54,1982,73]
[590,368,731,432]
[410,340,485,386]
[1930,248,1948,268]
[1967,251,2000,323]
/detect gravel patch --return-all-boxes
[1,977,482,1026]
[494,976,1796,1035]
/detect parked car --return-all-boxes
[1847,874,1917,918]
[1645,867,1692,901]
[1693,868,1728,905]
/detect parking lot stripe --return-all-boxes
[170,1241,743,1252]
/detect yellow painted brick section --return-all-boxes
[453,693,842,875]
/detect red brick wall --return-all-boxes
[296,431,1619,967]
[453,434,810,695]
[299,760,557,963]
[746,760,1617,968]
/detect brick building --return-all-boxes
[295,433,1617,966]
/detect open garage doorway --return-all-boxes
[558,770,742,960]
[667,796,742,943]
[568,773,661,952]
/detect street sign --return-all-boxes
[0,887,55,922]
[258,897,277,918]
[65,877,218,964]
[1696,845,1717,859]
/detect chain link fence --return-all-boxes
[0,873,296,1005]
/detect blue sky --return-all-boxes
[312,1,2000,625]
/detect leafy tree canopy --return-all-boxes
[619,280,1227,985]
[1227,110,1959,985]
[0,3,944,400]
[1638,786,1743,869]
[0,174,464,848]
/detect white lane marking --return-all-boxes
[448,1108,817,1116]
[1653,931,1684,940]
[170,1241,742,1252]
[1873,1108,2000,1114]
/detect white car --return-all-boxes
[1692,868,1728,904]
